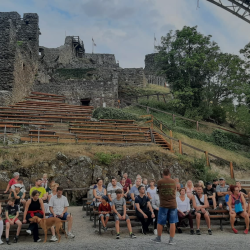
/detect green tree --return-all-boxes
[156,26,248,123]
[156,26,220,115]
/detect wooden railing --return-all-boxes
[120,99,249,138]
[135,106,235,179]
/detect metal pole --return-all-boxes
[4,125,6,144]
[38,127,40,143]
[170,130,173,152]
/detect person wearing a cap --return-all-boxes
[216,177,229,209]
[4,172,20,193]
[204,182,216,210]
[98,196,111,231]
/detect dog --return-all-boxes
[29,216,67,243]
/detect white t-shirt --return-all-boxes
[146,187,157,199]
[176,197,190,212]
[48,195,69,215]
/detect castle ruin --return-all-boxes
[0,12,164,107]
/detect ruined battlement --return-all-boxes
[0,12,40,104]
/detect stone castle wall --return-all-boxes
[0,12,39,105]
[144,53,167,87]
[34,78,118,108]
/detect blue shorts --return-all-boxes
[158,207,178,225]
[49,212,69,220]
[208,199,213,205]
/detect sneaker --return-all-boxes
[102,226,105,231]
[208,229,212,235]
[116,234,120,239]
[36,238,41,242]
[141,226,144,234]
[104,227,108,232]
[151,237,161,243]
[6,241,11,245]
[190,229,195,235]
[177,228,182,233]
[50,235,58,242]
[196,229,201,235]
[26,230,31,235]
[154,229,158,235]
[13,236,18,243]
[0,239,3,245]
[232,228,238,234]
[244,229,248,234]
[169,239,176,245]
[130,233,136,239]
[67,232,75,238]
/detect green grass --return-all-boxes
[123,105,250,170]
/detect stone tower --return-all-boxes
[0,12,40,105]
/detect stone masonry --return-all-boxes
[144,53,167,87]
[0,11,150,107]
[0,12,39,105]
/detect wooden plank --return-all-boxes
[31,91,65,98]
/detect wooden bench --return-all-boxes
[31,91,65,98]
[69,128,150,133]
[70,122,138,126]
[28,134,60,143]
[99,119,135,123]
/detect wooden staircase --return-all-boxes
[153,131,171,150]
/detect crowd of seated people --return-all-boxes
[93,174,250,238]
[0,172,74,245]
[1,171,250,244]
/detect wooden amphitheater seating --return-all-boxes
[31,91,65,98]
[69,128,150,133]
[99,119,135,123]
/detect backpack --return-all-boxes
[232,194,243,214]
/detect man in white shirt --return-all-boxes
[48,187,75,242]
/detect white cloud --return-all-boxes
[1,0,250,68]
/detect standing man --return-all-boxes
[216,177,229,209]
[151,169,178,245]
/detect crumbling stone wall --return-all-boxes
[0,12,39,105]
[34,78,118,108]
[144,53,167,87]
[118,68,147,88]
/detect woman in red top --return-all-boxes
[228,185,249,234]
[4,172,19,193]
[120,177,129,200]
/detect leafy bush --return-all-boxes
[95,152,122,165]
[192,158,218,182]
[210,106,226,124]
[212,130,232,149]
[93,107,142,121]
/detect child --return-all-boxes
[112,189,136,239]
[0,202,3,245]
[41,173,48,189]
[5,198,22,244]
[11,178,26,194]
[9,184,26,209]
[98,196,111,231]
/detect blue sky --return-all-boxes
[1,0,250,68]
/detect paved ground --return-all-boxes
[2,206,250,250]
